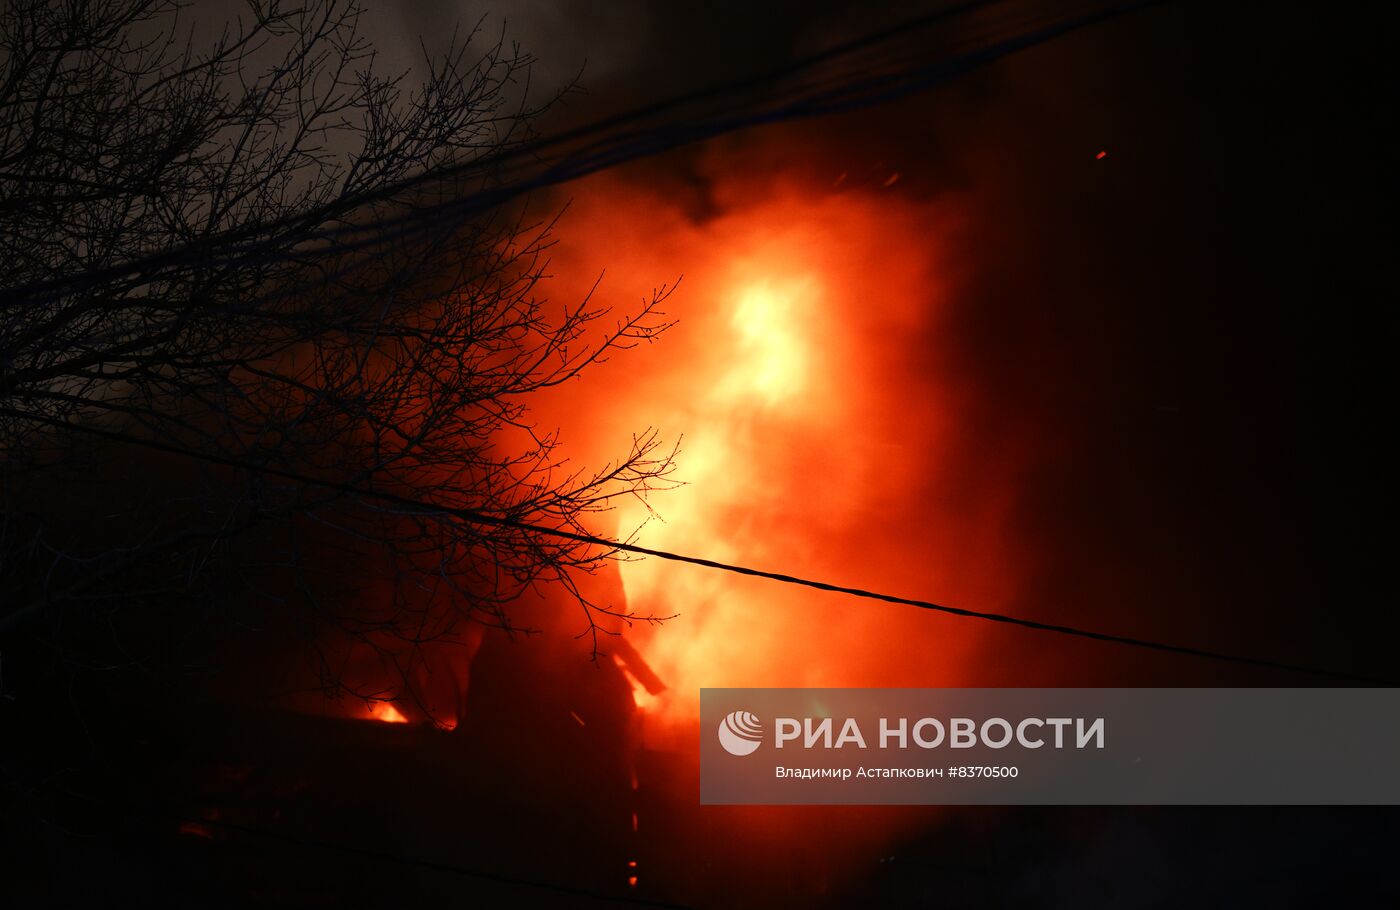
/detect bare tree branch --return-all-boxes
[0,0,677,716]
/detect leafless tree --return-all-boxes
[0,0,676,711]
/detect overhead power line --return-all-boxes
[5,0,1158,309]
[4,407,1394,686]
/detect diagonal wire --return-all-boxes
[3,406,1394,686]
[4,0,1160,309]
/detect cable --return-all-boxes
[3,0,1157,308]
[3,407,1394,686]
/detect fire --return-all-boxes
[366,701,409,724]
[309,138,1024,741]
[725,278,814,403]
[269,126,1034,894]
[627,682,661,712]
[531,151,1021,730]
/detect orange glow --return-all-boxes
[1096,150,1108,159]
[629,684,660,712]
[285,131,1026,758]
[177,821,214,840]
[725,278,814,403]
[366,701,409,724]
[530,152,1022,734]
[274,123,1035,891]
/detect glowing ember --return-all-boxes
[627,680,661,713]
[177,821,214,840]
[366,701,409,724]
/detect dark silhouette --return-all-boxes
[0,0,675,708]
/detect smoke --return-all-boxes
[391,0,656,103]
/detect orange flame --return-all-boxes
[366,701,409,724]
[534,158,1021,730]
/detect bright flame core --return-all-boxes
[534,171,1018,729]
[725,278,814,404]
[366,701,409,724]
